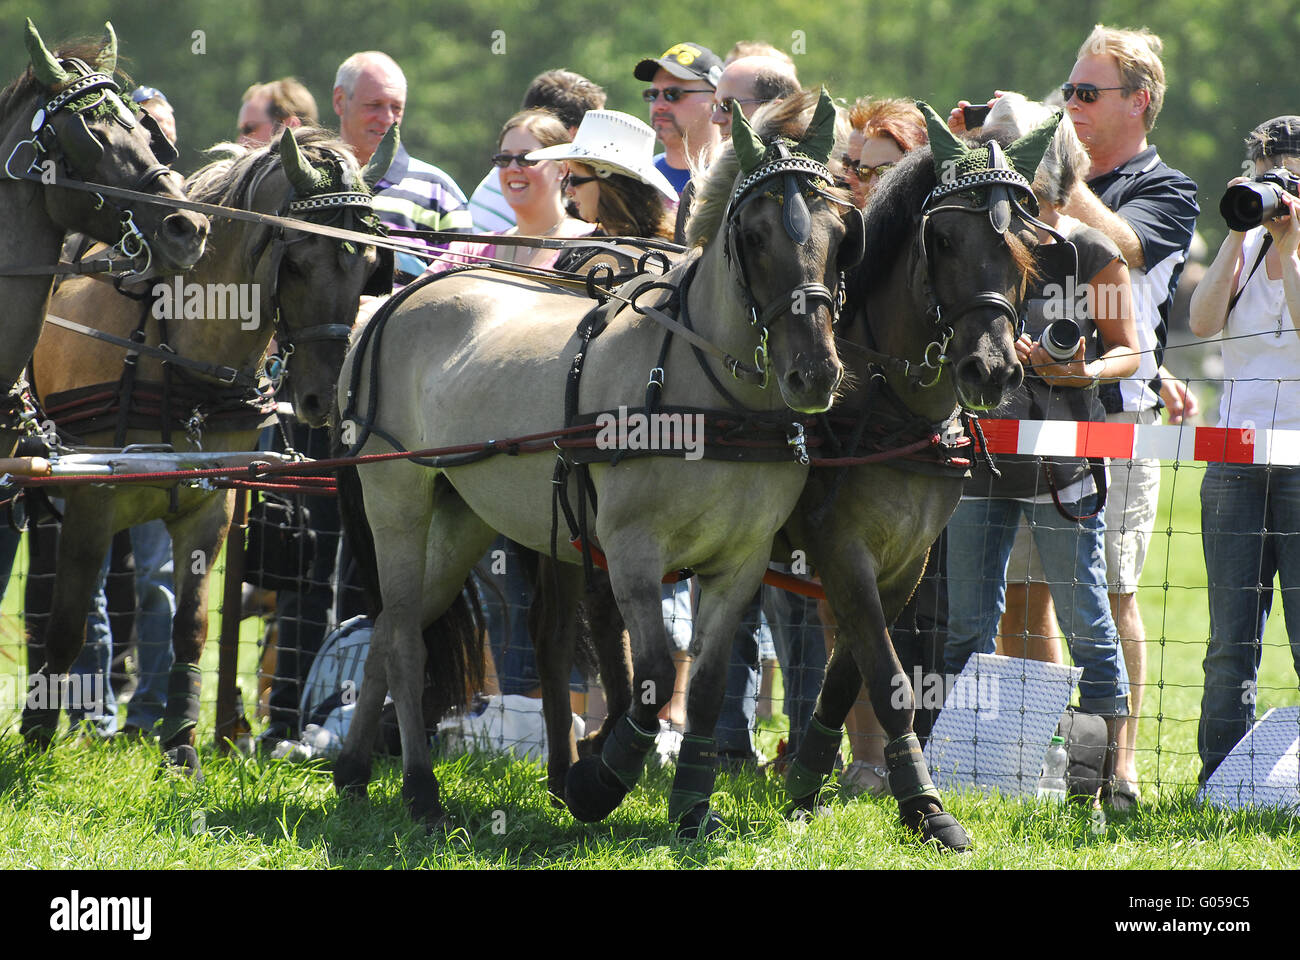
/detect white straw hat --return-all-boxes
[526,109,678,201]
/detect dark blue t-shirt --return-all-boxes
[1086,146,1199,412]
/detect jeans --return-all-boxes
[67,551,117,736]
[945,494,1129,716]
[124,521,175,729]
[476,536,541,696]
[716,589,763,755]
[1198,463,1300,781]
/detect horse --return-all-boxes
[0,20,208,446]
[334,90,860,835]
[19,127,394,776]
[777,105,1061,850]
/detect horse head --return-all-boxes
[236,126,393,426]
[688,89,856,414]
[8,20,207,272]
[871,103,1059,413]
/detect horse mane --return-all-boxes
[0,39,123,120]
[685,89,851,248]
[185,126,364,206]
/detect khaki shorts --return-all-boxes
[1103,408,1161,594]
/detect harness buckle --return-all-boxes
[646,366,664,392]
[751,327,770,388]
[787,422,810,466]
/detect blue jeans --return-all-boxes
[67,551,117,736]
[945,495,1129,715]
[124,521,175,729]
[716,589,764,755]
[1198,463,1300,781]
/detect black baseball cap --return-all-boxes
[1248,116,1300,160]
[634,42,723,88]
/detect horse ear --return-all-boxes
[731,105,766,175]
[801,87,836,165]
[1004,110,1062,182]
[25,19,74,89]
[363,123,399,191]
[916,100,969,178]
[94,22,117,76]
[279,129,327,195]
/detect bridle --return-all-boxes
[3,57,179,278]
[717,140,861,387]
[883,141,1050,393]
[242,150,390,391]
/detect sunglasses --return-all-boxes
[491,152,542,168]
[712,97,771,115]
[844,159,894,180]
[1060,82,1130,104]
[642,87,713,103]
[563,173,599,190]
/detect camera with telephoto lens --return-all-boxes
[1219,167,1300,231]
[1039,318,1082,362]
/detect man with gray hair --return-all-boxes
[333,50,471,282]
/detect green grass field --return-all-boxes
[0,464,1297,869]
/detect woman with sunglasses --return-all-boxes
[424,108,593,275]
[527,109,678,242]
[842,97,928,209]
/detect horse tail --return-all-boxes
[335,462,382,620]
[422,577,486,724]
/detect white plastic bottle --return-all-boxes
[1036,735,1069,802]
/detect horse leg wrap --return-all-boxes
[669,735,722,837]
[565,715,656,823]
[158,664,203,747]
[20,668,59,747]
[884,733,940,804]
[887,733,970,852]
[786,716,842,803]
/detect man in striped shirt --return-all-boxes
[333,51,472,283]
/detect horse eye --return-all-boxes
[743,228,767,250]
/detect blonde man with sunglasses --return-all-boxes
[1059,25,1199,807]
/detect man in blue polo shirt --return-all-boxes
[1059,24,1199,806]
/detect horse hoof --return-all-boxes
[20,708,59,750]
[784,791,821,820]
[900,798,972,853]
[565,757,629,823]
[675,802,725,841]
[161,744,205,782]
[333,756,372,799]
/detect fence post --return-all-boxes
[215,488,248,752]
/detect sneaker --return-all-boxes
[839,761,890,798]
[256,722,296,755]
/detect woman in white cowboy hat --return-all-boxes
[528,109,679,240]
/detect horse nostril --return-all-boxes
[163,212,207,243]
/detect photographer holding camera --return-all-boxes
[1189,115,1300,783]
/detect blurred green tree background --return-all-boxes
[3,0,1299,250]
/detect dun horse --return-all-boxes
[21,128,393,775]
[0,21,207,446]
[336,91,858,835]
[778,106,1059,850]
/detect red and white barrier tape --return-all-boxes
[978,419,1297,466]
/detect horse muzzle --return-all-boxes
[779,351,844,414]
[149,209,209,272]
[953,352,1023,411]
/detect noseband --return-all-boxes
[720,141,857,386]
[4,57,178,277]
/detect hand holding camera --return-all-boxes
[1017,318,1090,387]
[1219,167,1300,231]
